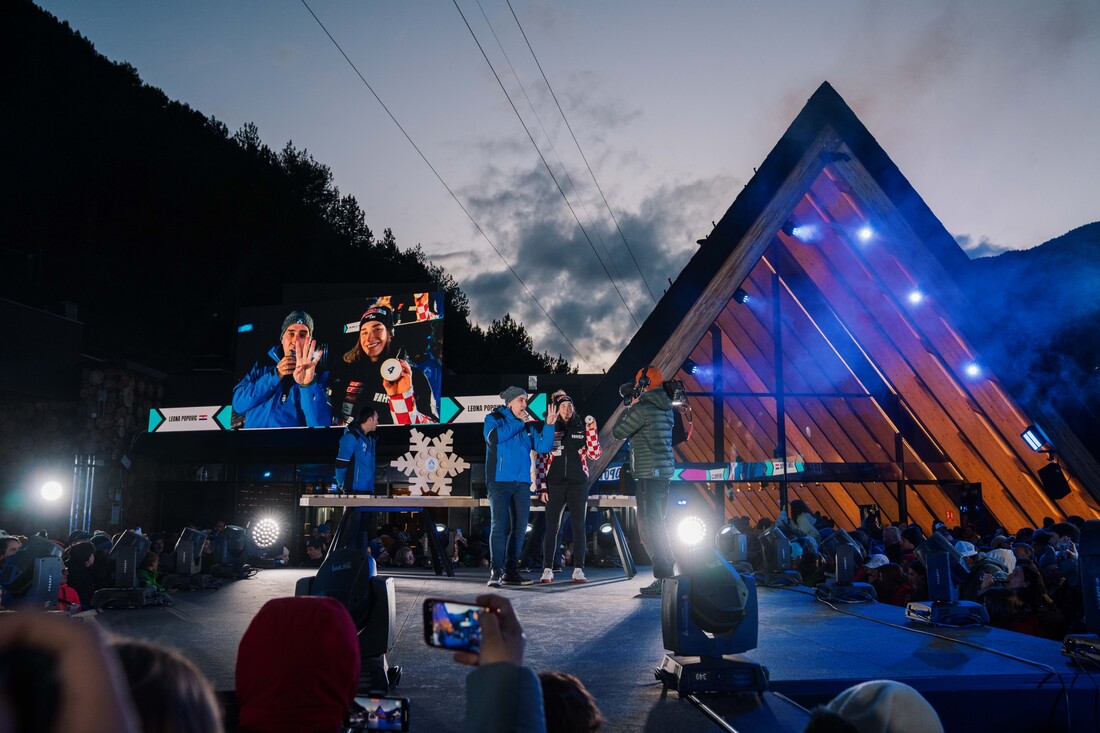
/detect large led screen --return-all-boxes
[232,293,443,429]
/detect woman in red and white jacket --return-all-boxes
[536,390,602,583]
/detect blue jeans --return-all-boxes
[487,481,531,571]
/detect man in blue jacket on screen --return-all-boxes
[232,310,332,429]
[484,386,557,587]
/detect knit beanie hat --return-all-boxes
[500,386,527,405]
[823,680,944,733]
[551,390,573,407]
[236,597,360,733]
[280,310,314,336]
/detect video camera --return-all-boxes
[618,378,686,407]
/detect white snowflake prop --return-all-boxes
[390,429,470,495]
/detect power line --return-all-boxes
[452,0,642,330]
[473,0,642,324]
[298,0,591,369]
[507,0,659,305]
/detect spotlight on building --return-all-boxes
[963,362,982,378]
[792,224,821,242]
[682,359,698,376]
[733,288,750,305]
[655,546,767,694]
[907,289,924,305]
[1021,424,1051,453]
[856,225,874,242]
[676,516,708,547]
[40,481,64,501]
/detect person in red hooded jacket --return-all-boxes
[236,597,360,733]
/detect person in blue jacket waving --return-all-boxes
[483,386,557,587]
[335,405,379,495]
[232,310,332,429]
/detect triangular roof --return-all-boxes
[589,82,1100,530]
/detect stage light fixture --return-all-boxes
[249,517,281,550]
[905,533,987,627]
[1021,425,1050,453]
[40,481,63,501]
[676,516,707,546]
[856,225,874,242]
[780,221,796,237]
[792,224,821,242]
[93,529,161,609]
[733,288,750,305]
[674,498,688,507]
[907,289,924,304]
[1062,520,1100,664]
[162,527,218,590]
[682,359,698,375]
[656,546,767,694]
[963,362,981,378]
[599,522,613,535]
[0,535,63,611]
[434,523,447,534]
[758,525,802,587]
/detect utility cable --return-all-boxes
[507,0,659,304]
[299,0,591,369]
[452,0,642,330]
[474,0,642,324]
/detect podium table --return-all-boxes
[299,494,637,579]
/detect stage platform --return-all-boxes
[85,565,1098,732]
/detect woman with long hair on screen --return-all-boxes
[338,302,437,425]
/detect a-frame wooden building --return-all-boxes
[588,82,1100,533]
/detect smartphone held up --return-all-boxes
[423,598,490,654]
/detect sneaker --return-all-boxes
[639,579,663,597]
[501,567,531,585]
[487,568,503,587]
[572,568,587,583]
[540,568,554,584]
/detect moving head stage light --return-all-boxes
[162,528,218,590]
[715,521,754,575]
[0,535,63,611]
[816,531,876,604]
[757,525,802,587]
[210,525,255,579]
[904,532,988,627]
[297,547,399,695]
[1062,520,1100,665]
[656,546,768,695]
[92,530,167,609]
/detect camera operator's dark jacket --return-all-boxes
[612,388,674,480]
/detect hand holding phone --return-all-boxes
[347,695,409,731]
[456,594,526,668]
[424,598,489,654]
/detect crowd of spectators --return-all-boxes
[733,505,1092,641]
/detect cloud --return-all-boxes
[955,233,1012,258]
[452,157,738,370]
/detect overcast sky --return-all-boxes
[37,1,1100,371]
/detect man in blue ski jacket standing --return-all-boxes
[335,405,379,495]
[483,386,557,587]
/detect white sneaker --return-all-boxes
[540,568,554,583]
[572,568,587,583]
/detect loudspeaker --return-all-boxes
[1038,463,1071,501]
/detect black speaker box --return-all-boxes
[1038,463,1071,501]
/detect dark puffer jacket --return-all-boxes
[612,387,674,480]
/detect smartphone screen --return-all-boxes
[348,696,409,731]
[423,598,487,653]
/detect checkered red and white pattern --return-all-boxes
[584,416,602,460]
[535,452,552,492]
[389,389,431,425]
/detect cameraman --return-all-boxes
[612,366,675,597]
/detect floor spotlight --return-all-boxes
[41,481,63,501]
[249,517,281,551]
[677,516,707,546]
[599,522,613,535]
